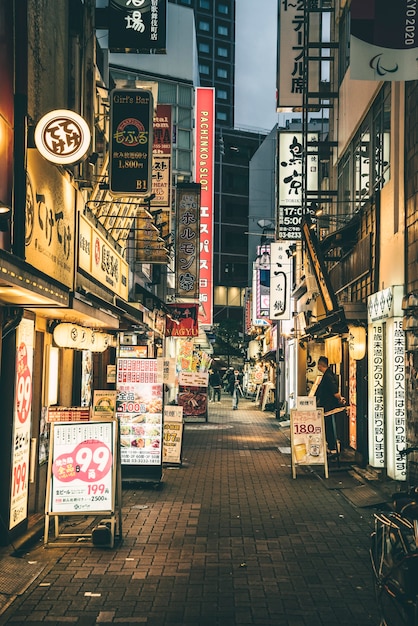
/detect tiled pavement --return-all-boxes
[0,396,384,625]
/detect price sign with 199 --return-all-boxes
[50,422,115,514]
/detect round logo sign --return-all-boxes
[34,109,91,165]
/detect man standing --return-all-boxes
[230,369,243,410]
[209,370,222,403]
[315,356,346,452]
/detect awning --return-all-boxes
[0,249,69,308]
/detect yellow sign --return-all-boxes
[26,150,75,289]
[78,214,129,300]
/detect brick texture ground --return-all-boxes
[0,396,380,625]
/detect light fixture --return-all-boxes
[53,322,110,352]
[0,202,11,215]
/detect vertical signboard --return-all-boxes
[175,183,201,300]
[368,286,406,480]
[116,358,163,482]
[109,89,153,196]
[385,318,406,480]
[135,213,170,264]
[350,0,418,82]
[152,104,172,208]
[269,242,293,321]
[278,132,318,240]
[253,245,271,321]
[109,0,167,54]
[25,150,75,289]
[10,318,34,530]
[194,87,215,327]
[276,2,320,109]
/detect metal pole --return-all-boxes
[275,321,281,420]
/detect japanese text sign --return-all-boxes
[109,0,167,54]
[175,183,201,300]
[109,89,153,195]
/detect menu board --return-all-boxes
[116,358,163,482]
[290,408,328,479]
[163,405,183,465]
[177,371,208,420]
[48,421,116,513]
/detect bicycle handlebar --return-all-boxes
[399,446,418,458]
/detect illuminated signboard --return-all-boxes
[109,89,153,196]
[194,87,215,327]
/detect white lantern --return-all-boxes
[90,332,111,353]
[53,323,84,349]
[348,325,366,360]
[53,323,106,351]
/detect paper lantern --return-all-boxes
[348,325,366,360]
[90,332,111,353]
[53,323,85,349]
[53,323,109,352]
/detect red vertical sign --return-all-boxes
[194,88,214,327]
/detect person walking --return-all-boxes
[314,356,346,452]
[230,369,243,410]
[209,370,223,403]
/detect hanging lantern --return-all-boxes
[53,323,85,349]
[348,325,366,360]
[53,323,109,351]
[90,332,111,353]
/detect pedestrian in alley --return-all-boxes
[315,355,346,452]
[209,369,223,403]
[230,368,243,410]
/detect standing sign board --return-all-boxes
[163,405,184,465]
[116,358,163,483]
[290,408,328,479]
[44,418,121,547]
[178,371,209,421]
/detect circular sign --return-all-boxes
[34,109,91,165]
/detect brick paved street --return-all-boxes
[0,396,381,625]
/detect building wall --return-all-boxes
[379,84,405,291]
[336,72,381,157]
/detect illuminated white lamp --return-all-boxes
[53,323,84,349]
[348,325,366,361]
[90,332,111,353]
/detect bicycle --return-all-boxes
[370,447,418,626]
